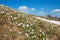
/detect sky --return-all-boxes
[0,0,60,17]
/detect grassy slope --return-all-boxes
[0,5,60,40]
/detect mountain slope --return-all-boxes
[0,4,60,40]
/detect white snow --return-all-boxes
[35,17,60,25]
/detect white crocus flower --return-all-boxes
[19,31,22,34]
[25,33,29,38]
[22,24,25,28]
[26,24,30,27]
[18,23,23,26]
[31,29,34,32]
[18,23,21,26]
[42,32,45,35]
[34,35,36,38]
[10,15,13,18]
[14,17,17,19]
[43,38,45,40]
[39,30,42,32]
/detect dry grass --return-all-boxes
[0,5,60,40]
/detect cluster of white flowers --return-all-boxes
[10,15,13,18]
[18,23,23,26]
[25,33,29,38]
[39,30,46,36]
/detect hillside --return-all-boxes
[0,5,60,40]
